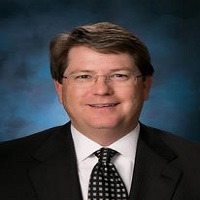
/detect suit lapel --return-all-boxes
[129,124,182,200]
[28,123,83,200]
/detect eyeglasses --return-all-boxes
[62,72,144,87]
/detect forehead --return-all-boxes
[66,46,138,73]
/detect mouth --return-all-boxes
[88,103,119,108]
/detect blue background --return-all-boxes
[0,0,200,142]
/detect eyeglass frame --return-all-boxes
[62,72,144,87]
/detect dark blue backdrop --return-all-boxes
[0,0,200,142]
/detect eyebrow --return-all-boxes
[110,68,136,72]
[68,70,94,75]
[67,67,136,75]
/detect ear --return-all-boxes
[54,80,63,103]
[142,76,152,101]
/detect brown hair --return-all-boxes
[50,22,154,84]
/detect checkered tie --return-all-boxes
[88,148,128,200]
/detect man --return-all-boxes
[0,22,200,200]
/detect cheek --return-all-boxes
[134,83,150,101]
[61,86,86,106]
[123,86,145,109]
[58,84,70,106]
[61,88,71,105]
[123,85,142,100]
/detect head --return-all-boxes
[50,22,154,145]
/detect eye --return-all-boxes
[73,74,93,81]
[111,73,129,80]
[74,74,93,79]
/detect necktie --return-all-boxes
[88,148,128,200]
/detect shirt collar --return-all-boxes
[71,124,140,163]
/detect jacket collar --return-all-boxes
[29,122,83,200]
[129,123,182,200]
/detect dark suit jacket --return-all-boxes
[1,122,200,200]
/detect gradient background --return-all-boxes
[0,0,200,142]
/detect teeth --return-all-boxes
[90,104,116,108]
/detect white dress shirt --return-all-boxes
[71,124,140,200]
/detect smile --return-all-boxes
[88,103,119,108]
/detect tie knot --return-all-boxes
[95,148,117,163]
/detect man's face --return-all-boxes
[55,46,152,138]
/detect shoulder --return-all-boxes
[140,123,200,162]
[140,123,200,152]
[0,123,71,156]
[141,124,200,151]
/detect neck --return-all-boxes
[72,123,138,146]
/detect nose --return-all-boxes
[92,76,114,96]
[95,75,110,82]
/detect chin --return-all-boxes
[88,121,121,130]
